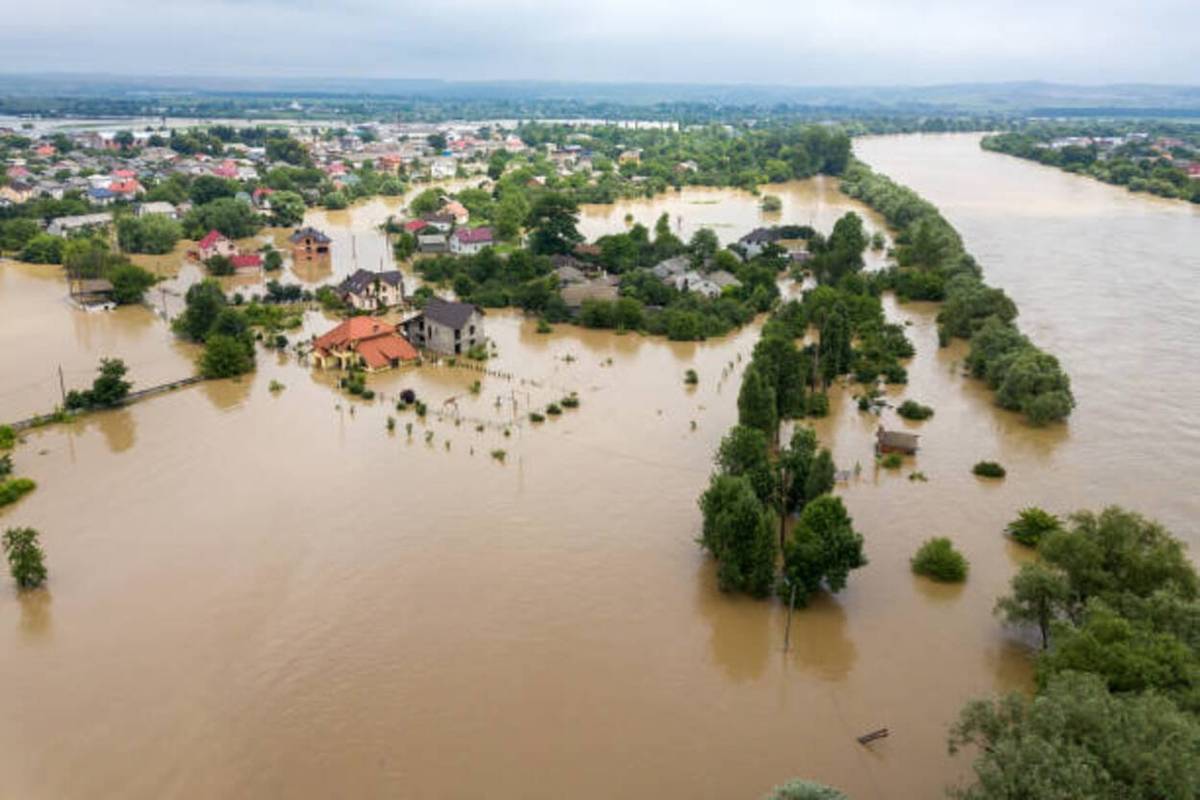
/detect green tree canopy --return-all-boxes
[782,495,867,606]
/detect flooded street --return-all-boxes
[1,135,1198,799]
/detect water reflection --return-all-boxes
[17,588,52,641]
[696,563,770,683]
[201,376,254,411]
[787,593,857,681]
[79,408,137,454]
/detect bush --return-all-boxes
[545,403,562,415]
[911,537,968,582]
[897,399,934,420]
[360,389,376,400]
[490,449,506,462]
[268,380,285,393]
[561,394,580,409]
[529,412,546,423]
[0,478,37,508]
[108,263,158,304]
[200,334,255,378]
[1006,506,1060,547]
[685,368,699,385]
[466,343,489,361]
[880,452,903,469]
[973,460,1007,478]
[3,527,47,589]
[806,392,829,417]
[0,425,16,450]
[0,454,11,479]
[399,389,417,405]
[536,319,552,334]
[414,401,427,417]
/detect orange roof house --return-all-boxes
[311,317,418,372]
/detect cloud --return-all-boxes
[0,0,1195,84]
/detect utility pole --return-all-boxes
[783,581,798,653]
[57,365,67,408]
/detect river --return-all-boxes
[0,133,1196,799]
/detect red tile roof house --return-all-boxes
[311,317,419,372]
[212,160,239,179]
[229,253,262,272]
[195,230,239,261]
[450,226,495,255]
[403,219,429,234]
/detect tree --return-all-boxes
[495,191,530,240]
[409,188,443,216]
[912,537,969,582]
[117,214,182,254]
[1006,507,1061,548]
[265,136,310,166]
[995,562,1071,649]
[269,190,306,226]
[802,449,835,508]
[818,304,853,383]
[737,365,778,440]
[528,193,583,255]
[1041,506,1199,613]
[199,333,255,378]
[3,527,47,589]
[65,357,132,410]
[698,474,778,598]
[762,780,848,800]
[687,227,719,266]
[949,672,1200,800]
[751,334,807,418]
[1038,603,1200,710]
[782,495,866,606]
[183,197,261,239]
[427,132,448,152]
[189,175,237,205]
[778,427,818,514]
[174,279,227,342]
[20,233,64,264]
[715,425,776,503]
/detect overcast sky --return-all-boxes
[1,0,1196,85]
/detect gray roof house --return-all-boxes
[651,255,690,282]
[338,269,405,311]
[402,296,485,356]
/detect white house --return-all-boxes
[450,226,495,255]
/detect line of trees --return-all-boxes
[697,309,866,604]
[841,159,1074,425]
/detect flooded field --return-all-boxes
[1,136,1197,799]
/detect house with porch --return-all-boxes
[402,297,485,356]
[311,317,419,372]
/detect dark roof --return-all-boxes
[739,227,780,245]
[289,226,332,244]
[421,296,481,329]
[877,429,920,449]
[340,268,404,294]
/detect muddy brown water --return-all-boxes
[0,134,1197,799]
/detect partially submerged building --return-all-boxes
[876,427,920,455]
[289,226,332,259]
[311,317,419,372]
[402,297,485,356]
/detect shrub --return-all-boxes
[0,478,37,508]
[200,335,255,379]
[399,389,416,405]
[911,537,968,582]
[561,394,580,408]
[387,416,395,431]
[466,343,489,361]
[897,399,934,420]
[0,425,16,450]
[268,380,285,393]
[973,460,1006,478]
[360,389,376,400]
[880,453,903,469]
[414,401,427,417]
[685,368,699,385]
[546,403,562,415]
[1006,506,1060,547]
[469,380,481,395]
[806,392,829,417]
[490,449,506,462]
[529,412,546,423]
[3,527,47,589]
[536,319,552,334]
[0,454,10,479]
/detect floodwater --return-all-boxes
[1,136,1197,799]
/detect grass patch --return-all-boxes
[0,477,37,508]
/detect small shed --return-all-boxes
[876,427,919,455]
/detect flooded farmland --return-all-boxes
[1,133,1198,799]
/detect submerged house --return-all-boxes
[196,229,238,261]
[402,296,484,356]
[311,317,419,372]
[289,226,332,259]
[876,427,920,455]
[339,269,405,311]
